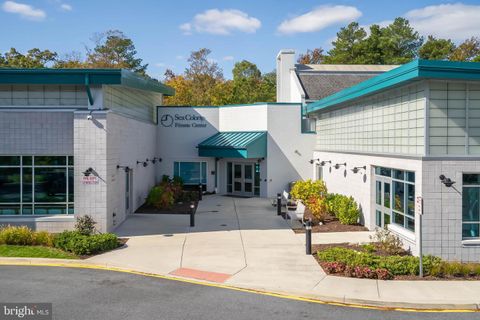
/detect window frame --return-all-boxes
[462,173,480,240]
[0,155,74,216]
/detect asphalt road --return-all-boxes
[0,266,478,320]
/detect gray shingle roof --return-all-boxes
[298,73,378,101]
[295,64,399,102]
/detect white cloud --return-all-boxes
[2,1,46,21]
[278,5,362,35]
[60,3,72,11]
[180,9,261,35]
[405,3,480,41]
[155,62,166,67]
[223,56,234,61]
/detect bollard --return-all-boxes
[198,184,203,201]
[276,193,282,216]
[190,202,195,227]
[306,219,312,255]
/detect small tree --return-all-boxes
[75,215,97,236]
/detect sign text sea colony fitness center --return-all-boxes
[160,113,207,128]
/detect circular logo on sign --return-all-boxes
[160,114,174,127]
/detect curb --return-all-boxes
[0,258,478,312]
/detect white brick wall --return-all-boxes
[0,111,73,155]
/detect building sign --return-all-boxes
[160,114,207,128]
[82,176,99,185]
[415,196,423,215]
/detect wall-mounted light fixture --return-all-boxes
[319,160,331,166]
[86,110,93,121]
[309,158,320,164]
[351,166,367,174]
[137,160,148,167]
[439,174,456,187]
[150,157,162,164]
[257,157,265,163]
[334,162,347,170]
[83,167,94,176]
[116,165,130,173]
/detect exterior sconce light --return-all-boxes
[137,160,148,167]
[309,158,320,164]
[83,167,94,176]
[320,160,331,166]
[151,157,161,164]
[351,166,366,174]
[86,110,93,120]
[439,174,456,187]
[116,165,130,173]
[257,157,265,163]
[334,163,347,169]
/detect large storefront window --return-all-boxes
[174,162,207,185]
[462,174,480,239]
[374,167,415,232]
[0,156,74,215]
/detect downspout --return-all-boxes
[85,74,94,106]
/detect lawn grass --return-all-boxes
[0,245,77,259]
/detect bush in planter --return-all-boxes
[0,225,35,245]
[54,231,118,255]
[290,179,327,204]
[335,195,360,225]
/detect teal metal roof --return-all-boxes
[306,60,480,114]
[0,68,175,96]
[198,131,267,159]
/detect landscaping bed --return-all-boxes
[0,216,127,260]
[136,175,199,214]
[312,230,480,280]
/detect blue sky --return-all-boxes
[1,0,480,79]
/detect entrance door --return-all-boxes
[375,178,391,227]
[232,163,254,196]
[125,170,133,214]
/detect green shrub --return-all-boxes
[75,215,96,236]
[0,225,35,245]
[54,231,118,255]
[325,193,339,216]
[290,179,328,203]
[146,185,175,209]
[335,195,360,225]
[33,231,54,247]
[361,243,376,253]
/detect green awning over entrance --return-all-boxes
[198,131,267,159]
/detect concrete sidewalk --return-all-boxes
[3,194,479,310]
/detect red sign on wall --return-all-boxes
[82,176,99,185]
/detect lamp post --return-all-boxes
[190,202,195,227]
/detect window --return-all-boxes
[0,156,74,215]
[173,162,207,185]
[374,166,415,232]
[462,174,480,239]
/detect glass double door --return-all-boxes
[233,163,254,196]
[375,177,391,227]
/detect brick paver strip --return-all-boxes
[169,268,232,283]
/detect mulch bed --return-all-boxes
[312,242,480,280]
[293,216,368,233]
[135,201,197,215]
